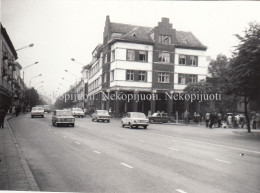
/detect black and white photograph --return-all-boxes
[1,0,260,192]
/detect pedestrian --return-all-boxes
[0,106,6,129]
[252,115,257,129]
[184,110,189,124]
[227,114,232,128]
[205,112,210,128]
[209,112,214,128]
[15,105,20,117]
[217,113,222,128]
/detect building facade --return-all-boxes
[1,24,24,112]
[82,16,209,117]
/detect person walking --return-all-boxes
[184,110,189,124]
[0,106,6,129]
[217,113,222,128]
[205,112,210,128]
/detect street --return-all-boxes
[8,113,260,193]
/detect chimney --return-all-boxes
[161,17,169,23]
[106,15,110,22]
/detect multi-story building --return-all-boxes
[1,24,24,111]
[83,16,209,117]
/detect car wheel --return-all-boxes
[122,122,125,127]
[42,115,44,118]
[130,123,134,129]
[31,115,33,118]
[107,120,110,123]
[92,118,94,122]
[52,121,55,126]
[71,123,74,127]
[143,126,147,129]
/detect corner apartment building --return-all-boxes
[83,16,208,117]
[1,24,24,111]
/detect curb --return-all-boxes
[6,116,40,191]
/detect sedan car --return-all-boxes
[52,110,75,127]
[31,107,45,118]
[149,112,171,123]
[121,112,149,129]
[72,108,85,118]
[91,110,111,122]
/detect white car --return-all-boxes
[121,112,149,129]
[31,107,45,118]
[72,108,85,118]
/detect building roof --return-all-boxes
[109,22,207,50]
[1,24,18,59]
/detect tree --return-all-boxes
[229,22,260,132]
[208,54,229,78]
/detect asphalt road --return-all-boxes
[9,113,260,193]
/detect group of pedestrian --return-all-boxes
[205,112,222,128]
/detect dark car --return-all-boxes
[91,110,111,122]
[149,113,173,123]
[52,110,75,127]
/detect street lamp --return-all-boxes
[65,69,77,84]
[16,43,34,51]
[32,81,43,87]
[62,77,70,83]
[29,74,42,88]
[71,58,84,66]
[23,61,39,81]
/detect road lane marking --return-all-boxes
[93,150,101,154]
[138,140,145,143]
[145,131,260,154]
[168,148,179,151]
[215,159,231,164]
[75,142,80,145]
[121,163,133,169]
[176,189,187,193]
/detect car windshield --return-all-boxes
[56,111,72,116]
[73,108,83,112]
[32,107,43,111]
[96,110,109,115]
[131,113,146,118]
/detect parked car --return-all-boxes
[91,110,111,122]
[149,112,172,123]
[52,110,75,127]
[72,108,85,118]
[31,107,45,118]
[121,112,149,129]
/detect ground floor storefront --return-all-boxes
[84,90,210,118]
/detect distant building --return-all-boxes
[81,16,209,117]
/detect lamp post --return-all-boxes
[16,43,34,51]
[29,74,42,88]
[23,61,39,81]
[65,69,77,84]
[71,58,84,66]
[32,81,43,88]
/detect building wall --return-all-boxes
[174,48,208,91]
[109,42,153,91]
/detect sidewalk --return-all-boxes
[0,115,39,191]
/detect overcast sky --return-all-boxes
[1,0,260,102]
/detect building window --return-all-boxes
[110,70,114,81]
[190,56,198,66]
[111,50,115,62]
[104,54,108,64]
[189,75,197,83]
[127,50,135,61]
[158,72,169,83]
[138,51,147,62]
[103,73,107,83]
[159,35,171,44]
[126,70,134,81]
[178,74,186,84]
[158,52,170,63]
[179,55,186,65]
[138,71,146,82]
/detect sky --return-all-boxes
[1,0,260,102]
